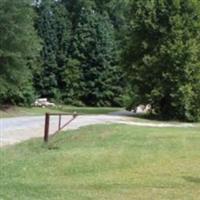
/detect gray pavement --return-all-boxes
[0,113,194,147]
[0,115,126,147]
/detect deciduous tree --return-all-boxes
[124,0,200,121]
[0,0,41,104]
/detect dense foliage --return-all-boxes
[124,0,200,121]
[0,0,41,105]
[1,0,200,121]
[34,0,126,106]
[35,0,72,102]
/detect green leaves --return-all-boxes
[35,1,72,101]
[70,6,123,106]
[0,0,41,104]
[124,0,200,121]
[34,0,125,106]
[0,0,126,107]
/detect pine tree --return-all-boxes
[34,0,125,106]
[51,2,76,103]
[71,4,123,106]
[35,0,59,99]
[35,0,73,101]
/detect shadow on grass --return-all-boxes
[183,176,200,184]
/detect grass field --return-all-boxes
[0,124,200,200]
[0,106,121,118]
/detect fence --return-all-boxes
[44,112,78,142]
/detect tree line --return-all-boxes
[0,0,128,107]
[1,0,200,121]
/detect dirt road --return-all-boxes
[0,112,194,147]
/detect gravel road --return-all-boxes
[0,115,125,147]
[0,112,194,147]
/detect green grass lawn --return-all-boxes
[0,106,121,118]
[0,124,200,200]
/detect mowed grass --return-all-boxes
[0,125,200,200]
[0,106,121,118]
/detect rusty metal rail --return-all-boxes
[44,112,78,142]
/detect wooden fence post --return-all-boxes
[44,113,50,142]
[58,114,61,130]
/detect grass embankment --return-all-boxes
[0,106,121,118]
[0,124,200,199]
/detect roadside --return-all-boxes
[0,106,122,118]
[0,112,195,147]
